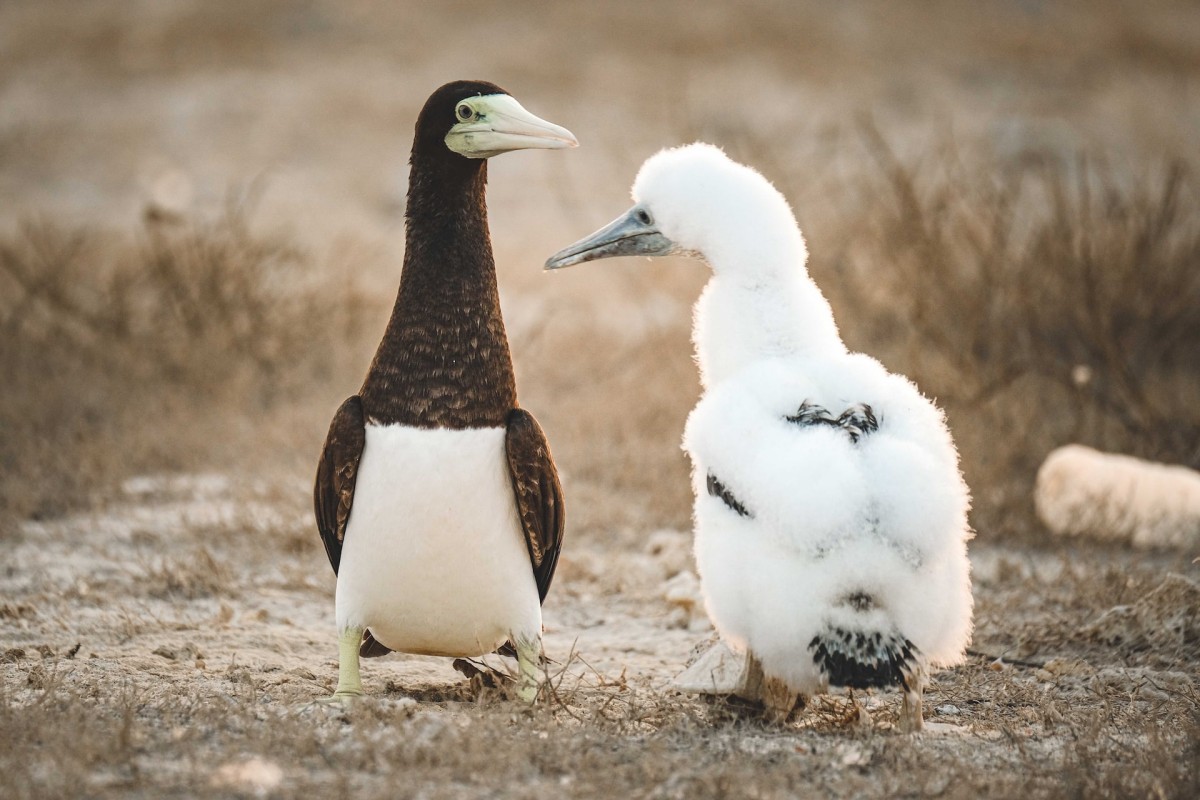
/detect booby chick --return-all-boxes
[315,81,574,703]
[545,143,972,730]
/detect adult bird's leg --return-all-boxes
[514,635,542,704]
[332,626,365,700]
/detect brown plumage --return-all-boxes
[313,396,364,572]
[504,408,564,603]
[312,81,566,660]
[358,114,517,429]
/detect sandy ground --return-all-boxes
[3,472,1197,798]
[3,2,1199,798]
[2,472,718,703]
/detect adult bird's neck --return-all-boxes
[693,265,846,389]
[359,154,517,428]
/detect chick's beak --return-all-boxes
[545,205,676,270]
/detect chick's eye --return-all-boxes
[456,103,474,122]
[636,208,653,225]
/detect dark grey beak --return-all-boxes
[544,205,676,270]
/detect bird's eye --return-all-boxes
[636,208,653,225]
[456,103,475,122]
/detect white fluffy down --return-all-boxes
[634,144,842,388]
[684,358,973,693]
[1035,444,1200,550]
[638,143,974,695]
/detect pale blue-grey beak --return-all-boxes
[544,204,676,270]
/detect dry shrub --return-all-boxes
[1052,708,1200,800]
[0,210,370,523]
[519,323,700,540]
[826,134,1200,539]
[0,210,363,390]
[140,546,235,600]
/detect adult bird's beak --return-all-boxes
[544,205,677,270]
[446,94,578,159]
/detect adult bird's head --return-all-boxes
[414,80,577,161]
[544,143,805,277]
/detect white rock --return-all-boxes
[1035,445,1200,549]
[673,639,750,694]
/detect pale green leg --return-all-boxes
[331,626,364,700]
[515,636,541,704]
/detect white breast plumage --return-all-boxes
[335,424,540,657]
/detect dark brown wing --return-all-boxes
[314,396,366,574]
[505,408,565,603]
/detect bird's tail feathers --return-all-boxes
[808,592,921,690]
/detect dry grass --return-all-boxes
[0,208,372,524]
[2,1,1199,798]
[2,149,1196,799]
[809,134,1200,540]
[1,639,1196,799]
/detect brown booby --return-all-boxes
[314,81,574,703]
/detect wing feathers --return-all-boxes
[505,409,565,603]
[314,395,366,574]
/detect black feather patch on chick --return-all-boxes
[786,401,879,444]
[707,473,751,518]
[809,623,919,690]
[835,403,879,443]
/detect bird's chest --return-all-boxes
[335,424,539,654]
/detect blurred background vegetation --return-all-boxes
[2,0,1198,544]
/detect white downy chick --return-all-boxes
[547,143,973,730]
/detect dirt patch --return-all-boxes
[2,474,1197,799]
[3,2,1199,797]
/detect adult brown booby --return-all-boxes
[314,81,574,703]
